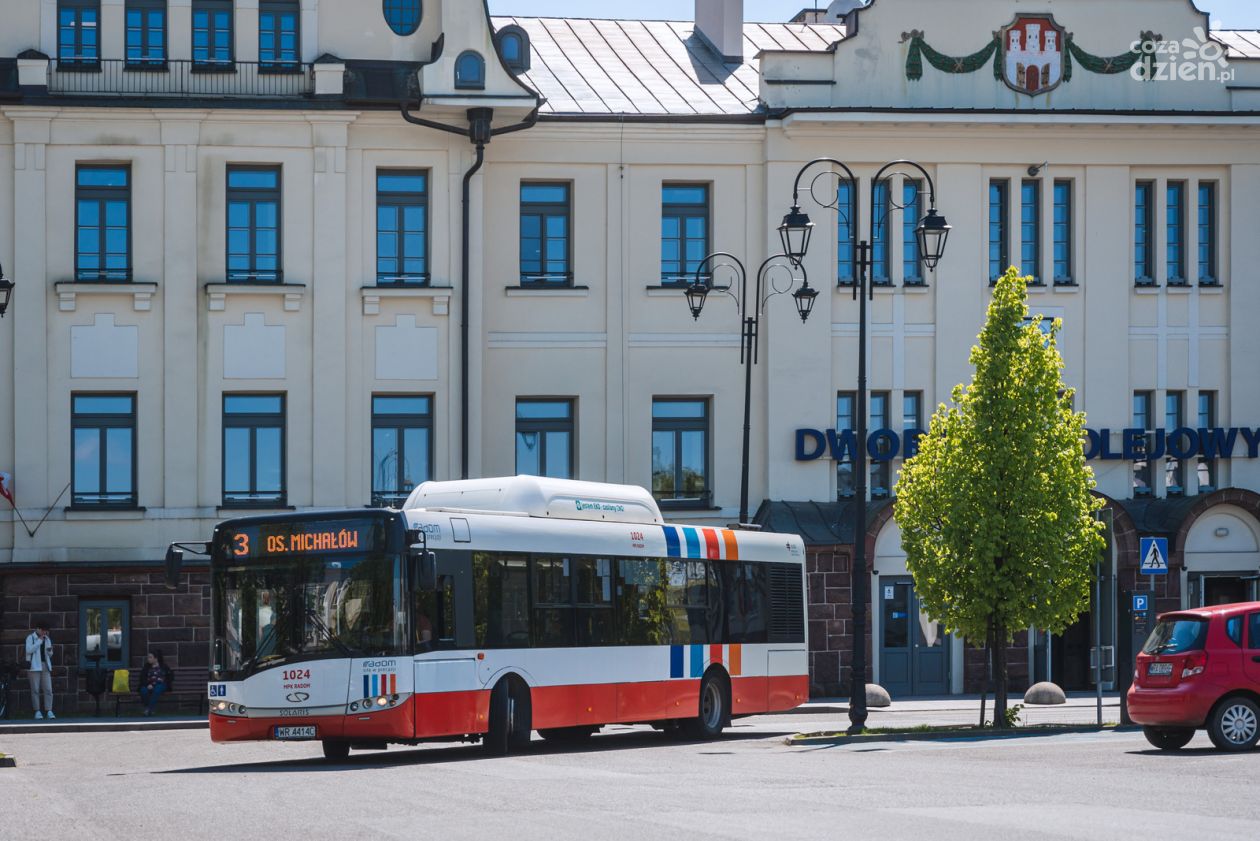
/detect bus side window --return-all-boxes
[437,574,456,646]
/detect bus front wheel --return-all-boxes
[681,671,729,740]
[321,740,350,761]
[485,676,532,755]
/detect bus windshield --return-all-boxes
[212,552,404,677]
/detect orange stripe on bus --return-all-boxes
[729,643,742,676]
[722,530,739,561]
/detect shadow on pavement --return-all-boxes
[153,727,789,774]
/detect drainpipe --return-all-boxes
[399,102,540,479]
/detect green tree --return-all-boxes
[894,268,1105,726]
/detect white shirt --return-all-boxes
[25,632,53,672]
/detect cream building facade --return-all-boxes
[1,0,1259,705]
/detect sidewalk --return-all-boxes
[791,692,1124,729]
[0,715,208,735]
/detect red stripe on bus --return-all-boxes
[710,644,722,668]
[702,529,720,560]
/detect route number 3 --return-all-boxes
[233,533,250,556]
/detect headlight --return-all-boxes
[349,701,359,712]
[376,696,388,707]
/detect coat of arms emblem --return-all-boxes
[1001,14,1067,96]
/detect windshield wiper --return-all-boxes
[305,607,357,658]
[238,625,287,673]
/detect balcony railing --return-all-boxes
[47,59,314,99]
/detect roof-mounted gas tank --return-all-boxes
[402,476,664,525]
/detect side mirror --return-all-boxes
[409,549,437,591]
[164,546,184,590]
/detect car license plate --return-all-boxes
[273,725,317,740]
[1148,662,1173,676]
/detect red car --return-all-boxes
[1128,602,1260,751]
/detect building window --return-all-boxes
[1165,391,1185,494]
[661,184,709,287]
[455,51,485,90]
[519,183,571,286]
[1135,181,1155,285]
[376,170,428,285]
[1198,391,1217,491]
[870,391,891,497]
[902,179,923,285]
[1053,180,1073,284]
[1133,391,1153,495]
[226,166,281,283]
[259,1,300,69]
[651,399,709,507]
[125,0,167,66]
[58,0,100,65]
[837,178,857,285]
[496,25,530,73]
[1020,179,1041,283]
[192,0,233,66]
[79,600,129,669]
[223,394,285,507]
[989,179,1009,283]
[871,181,891,284]
[1167,181,1186,285]
[383,0,422,36]
[903,391,923,433]
[1198,183,1218,286]
[371,395,432,507]
[836,392,856,499]
[75,165,131,282]
[71,394,137,508]
[516,399,575,479]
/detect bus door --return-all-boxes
[412,551,479,736]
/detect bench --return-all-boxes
[113,667,209,716]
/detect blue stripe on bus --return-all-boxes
[683,528,700,559]
[690,644,703,678]
[663,526,680,558]
[363,674,370,698]
[670,645,684,679]
[372,674,379,696]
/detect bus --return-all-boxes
[189,476,808,760]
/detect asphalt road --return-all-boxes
[1,716,1256,841]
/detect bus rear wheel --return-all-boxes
[681,671,729,740]
[321,740,350,761]
[485,676,532,756]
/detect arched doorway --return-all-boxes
[1182,505,1260,607]
[871,520,958,696]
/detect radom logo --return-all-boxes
[286,691,310,703]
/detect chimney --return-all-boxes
[695,0,744,63]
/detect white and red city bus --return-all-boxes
[198,477,808,759]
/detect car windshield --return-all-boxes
[212,552,403,677]
[1142,618,1208,655]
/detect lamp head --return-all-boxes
[778,206,815,264]
[915,208,951,271]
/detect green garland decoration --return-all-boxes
[905,34,1001,81]
[905,31,1157,85]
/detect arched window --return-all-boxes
[455,51,485,90]
[382,0,421,37]
[495,25,530,73]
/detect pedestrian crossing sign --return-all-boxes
[1139,537,1169,575]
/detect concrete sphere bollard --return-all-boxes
[1023,681,1067,705]
[866,684,892,708]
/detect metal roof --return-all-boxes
[490,17,846,116]
[1214,30,1260,59]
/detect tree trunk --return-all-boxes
[993,617,1009,729]
[979,618,993,728]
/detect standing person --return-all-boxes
[137,650,173,716]
[24,621,55,720]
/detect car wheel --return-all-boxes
[1207,696,1260,752]
[680,671,729,740]
[321,740,350,761]
[1142,726,1195,751]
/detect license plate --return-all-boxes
[1148,662,1173,676]
[273,725,317,740]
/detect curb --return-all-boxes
[788,724,1139,746]
[0,719,208,735]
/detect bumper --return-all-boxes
[1126,683,1216,728]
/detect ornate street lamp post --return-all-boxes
[685,252,818,526]
[778,158,950,734]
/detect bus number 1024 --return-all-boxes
[282,669,311,681]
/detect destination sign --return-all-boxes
[223,519,384,560]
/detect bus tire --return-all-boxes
[485,676,532,756]
[681,670,729,740]
[538,726,597,743]
[321,740,350,761]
